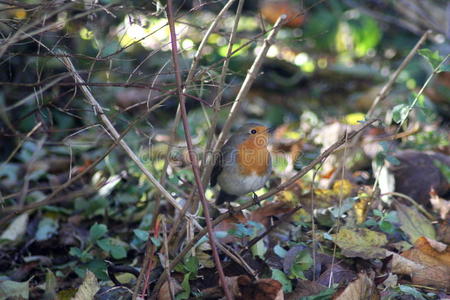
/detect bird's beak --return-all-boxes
[267,126,276,134]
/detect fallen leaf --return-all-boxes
[333,227,388,259]
[317,263,356,286]
[71,270,99,300]
[333,272,379,300]
[237,275,284,300]
[158,278,182,300]
[0,279,29,299]
[389,237,450,289]
[0,213,29,242]
[402,237,450,268]
[396,203,436,243]
[285,280,328,299]
[35,216,59,241]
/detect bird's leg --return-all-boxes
[227,201,236,215]
[252,192,261,207]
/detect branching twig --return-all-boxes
[60,56,185,213]
[201,0,245,183]
[201,15,287,184]
[165,1,232,299]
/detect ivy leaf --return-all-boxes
[133,229,149,241]
[184,256,199,274]
[110,244,127,259]
[96,238,112,252]
[176,273,191,300]
[271,269,292,293]
[274,244,287,258]
[385,154,400,166]
[392,104,409,124]
[89,223,107,242]
[439,64,450,73]
[418,49,443,69]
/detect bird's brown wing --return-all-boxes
[210,152,222,187]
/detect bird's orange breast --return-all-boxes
[237,134,270,176]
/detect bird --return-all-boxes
[210,123,272,206]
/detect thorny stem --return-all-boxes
[165,1,232,300]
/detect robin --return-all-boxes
[211,123,272,206]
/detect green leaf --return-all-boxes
[373,209,383,217]
[110,244,127,259]
[392,104,409,124]
[35,217,59,241]
[69,247,83,258]
[399,285,426,300]
[133,229,149,241]
[380,220,395,234]
[271,269,292,293]
[86,259,108,281]
[374,152,385,167]
[418,49,443,69]
[176,273,191,300]
[274,244,287,258]
[184,256,199,274]
[89,223,107,242]
[300,288,335,299]
[290,250,313,279]
[385,154,400,166]
[96,238,112,252]
[439,64,450,73]
[150,237,161,247]
[251,239,267,259]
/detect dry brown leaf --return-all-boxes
[236,275,284,300]
[157,278,182,300]
[286,280,327,300]
[389,237,450,289]
[333,272,379,300]
[402,236,450,267]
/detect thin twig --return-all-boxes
[59,55,184,213]
[201,0,245,183]
[327,30,432,188]
[165,1,232,299]
[366,30,432,117]
[201,15,287,185]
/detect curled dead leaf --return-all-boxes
[157,278,182,300]
[333,271,379,300]
[390,237,450,289]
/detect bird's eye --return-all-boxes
[250,129,257,134]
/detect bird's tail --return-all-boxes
[216,190,238,205]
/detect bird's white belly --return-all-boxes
[217,172,269,196]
